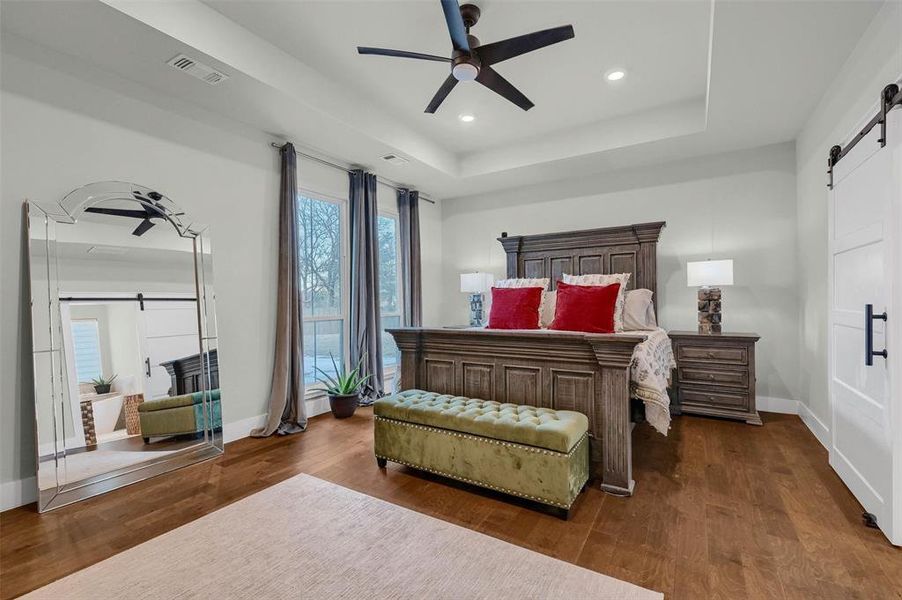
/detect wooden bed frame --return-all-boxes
[388,221,666,496]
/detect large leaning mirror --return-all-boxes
[26,181,222,512]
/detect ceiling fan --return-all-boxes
[84,190,167,237]
[357,1,574,113]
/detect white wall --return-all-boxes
[795,1,902,439]
[441,143,800,403]
[0,45,442,506]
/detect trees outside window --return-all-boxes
[296,193,404,388]
[298,195,344,384]
[378,215,401,371]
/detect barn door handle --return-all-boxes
[865,304,888,366]
[145,357,152,378]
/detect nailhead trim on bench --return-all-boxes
[374,417,589,509]
[374,416,588,457]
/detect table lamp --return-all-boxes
[687,259,733,333]
[460,272,493,327]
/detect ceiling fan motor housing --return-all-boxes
[452,35,481,81]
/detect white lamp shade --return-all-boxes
[460,272,493,293]
[687,259,734,287]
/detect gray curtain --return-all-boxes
[397,189,422,327]
[349,169,383,405]
[251,143,307,437]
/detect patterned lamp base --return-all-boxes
[698,287,722,333]
[469,293,486,327]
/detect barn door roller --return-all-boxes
[827,83,902,189]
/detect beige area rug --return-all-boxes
[24,474,662,600]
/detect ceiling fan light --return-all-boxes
[452,63,479,81]
[458,114,475,123]
[605,69,626,82]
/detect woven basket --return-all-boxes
[124,393,145,435]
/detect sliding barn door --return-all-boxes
[828,105,900,545]
[141,301,201,399]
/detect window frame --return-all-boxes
[376,208,404,378]
[70,317,103,383]
[295,187,405,398]
[298,188,350,398]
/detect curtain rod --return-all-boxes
[269,142,436,204]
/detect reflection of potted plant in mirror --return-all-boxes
[315,354,369,419]
[91,374,118,395]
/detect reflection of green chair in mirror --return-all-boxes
[138,390,222,443]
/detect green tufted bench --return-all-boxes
[373,390,590,518]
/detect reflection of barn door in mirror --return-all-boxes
[140,300,200,399]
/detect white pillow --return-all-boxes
[540,291,556,328]
[494,277,550,290]
[493,278,550,328]
[623,289,657,330]
[560,273,631,332]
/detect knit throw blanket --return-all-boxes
[628,328,676,436]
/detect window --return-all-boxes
[298,194,345,385]
[70,319,103,382]
[378,214,402,371]
[296,191,404,391]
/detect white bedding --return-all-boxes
[463,326,675,435]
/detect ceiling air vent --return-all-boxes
[381,154,409,166]
[166,54,229,86]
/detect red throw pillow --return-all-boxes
[549,281,621,333]
[487,287,543,329]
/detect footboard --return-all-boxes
[387,328,646,496]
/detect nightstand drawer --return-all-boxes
[677,344,748,365]
[678,366,749,389]
[680,387,749,410]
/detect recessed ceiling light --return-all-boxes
[605,69,626,82]
[458,114,476,123]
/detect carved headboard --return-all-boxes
[497,221,666,310]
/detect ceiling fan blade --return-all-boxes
[84,207,151,219]
[440,0,470,52]
[476,25,575,65]
[425,74,459,113]
[131,219,155,237]
[475,66,534,111]
[357,47,450,63]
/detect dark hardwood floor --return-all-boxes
[1,409,899,599]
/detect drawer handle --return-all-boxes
[707,374,715,380]
[706,352,715,358]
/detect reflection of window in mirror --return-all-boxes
[70,319,103,383]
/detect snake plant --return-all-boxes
[90,374,118,387]
[315,353,370,396]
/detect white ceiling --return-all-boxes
[205,0,711,154]
[0,0,884,199]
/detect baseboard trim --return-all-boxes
[1,397,334,512]
[798,402,830,450]
[1,477,37,512]
[756,396,799,414]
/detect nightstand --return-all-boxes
[668,331,761,425]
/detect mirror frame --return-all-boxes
[26,181,223,512]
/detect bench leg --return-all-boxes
[550,506,571,520]
[376,456,387,468]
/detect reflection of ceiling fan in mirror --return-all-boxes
[84,190,166,237]
[357,0,574,113]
